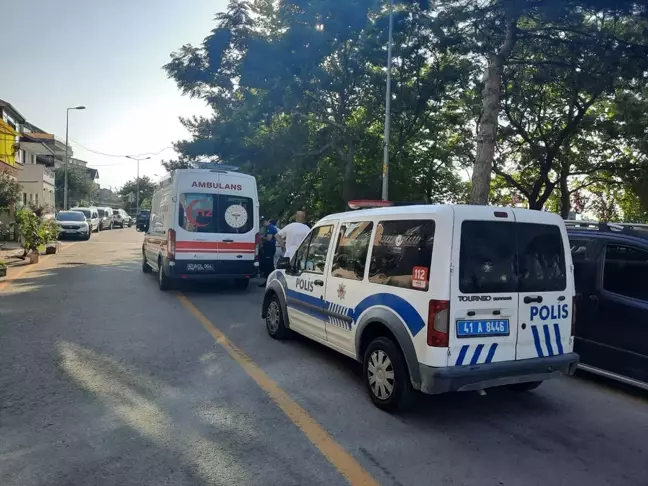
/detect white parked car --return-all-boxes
[262,204,579,412]
[70,206,100,233]
[56,210,91,240]
[112,208,132,228]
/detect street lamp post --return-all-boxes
[126,156,151,214]
[63,106,86,209]
[381,0,395,201]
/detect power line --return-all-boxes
[68,137,174,158]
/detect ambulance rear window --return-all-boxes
[459,221,566,294]
[178,193,254,234]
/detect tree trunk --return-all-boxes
[470,19,518,205]
[341,142,355,205]
[559,172,571,219]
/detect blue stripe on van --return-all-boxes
[485,343,498,364]
[455,345,469,366]
[553,323,565,355]
[353,293,425,336]
[543,324,555,356]
[531,325,544,358]
[470,344,485,365]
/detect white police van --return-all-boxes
[262,204,579,411]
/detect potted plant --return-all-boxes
[0,259,6,278]
[14,209,49,264]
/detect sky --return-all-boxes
[1,0,227,191]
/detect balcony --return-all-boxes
[20,131,70,159]
[19,163,55,187]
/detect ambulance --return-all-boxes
[262,204,580,412]
[142,168,259,290]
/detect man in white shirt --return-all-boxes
[278,211,310,259]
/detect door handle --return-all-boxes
[222,239,234,243]
[589,295,599,302]
[524,296,543,304]
[314,280,324,286]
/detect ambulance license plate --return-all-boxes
[187,263,214,273]
[456,319,509,337]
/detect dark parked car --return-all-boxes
[136,210,150,232]
[567,221,648,390]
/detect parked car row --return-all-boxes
[57,206,134,239]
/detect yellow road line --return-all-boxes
[176,293,379,486]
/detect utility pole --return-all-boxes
[63,106,86,209]
[126,156,151,214]
[381,0,394,201]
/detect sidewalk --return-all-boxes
[0,241,27,268]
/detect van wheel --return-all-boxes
[158,258,170,290]
[142,253,151,273]
[363,337,415,413]
[265,295,290,340]
[506,381,543,392]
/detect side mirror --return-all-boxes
[276,257,291,270]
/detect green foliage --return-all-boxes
[14,209,57,254]
[0,169,22,209]
[165,0,648,220]
[54,166,97,208]
[118,177,157,210]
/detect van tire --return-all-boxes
[142,253,151,273]
[363,337,415,413]
[158,257,171,291]
[265,295,291,340]
[506,381,543,392]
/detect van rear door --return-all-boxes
[214,172,257,272]
[450,208,519,366]
[176,172,222,262]
[513,210,572,361]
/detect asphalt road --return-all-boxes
[1,228,647,486]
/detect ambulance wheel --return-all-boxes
[363,337,415,413]
[265,295,290,340]
[506,381,543,392]
[158,257,171,291]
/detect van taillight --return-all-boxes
[167,229,176,260]
[571,296,576,336]
[427,300,449,347]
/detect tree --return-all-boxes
[54,166,97,208]
[0,168,22,209]
[118,176,157,211]
[432,0,647,204]
[165,0,473,218]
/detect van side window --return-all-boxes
[603,245,648,301]
[301,225,333,274]
[331,221,373,281]
[368,220,435,291]
[570,239,590,262]
[293,232,313,272]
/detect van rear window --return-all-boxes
[459,221,566,294]
[178,193,254,234]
